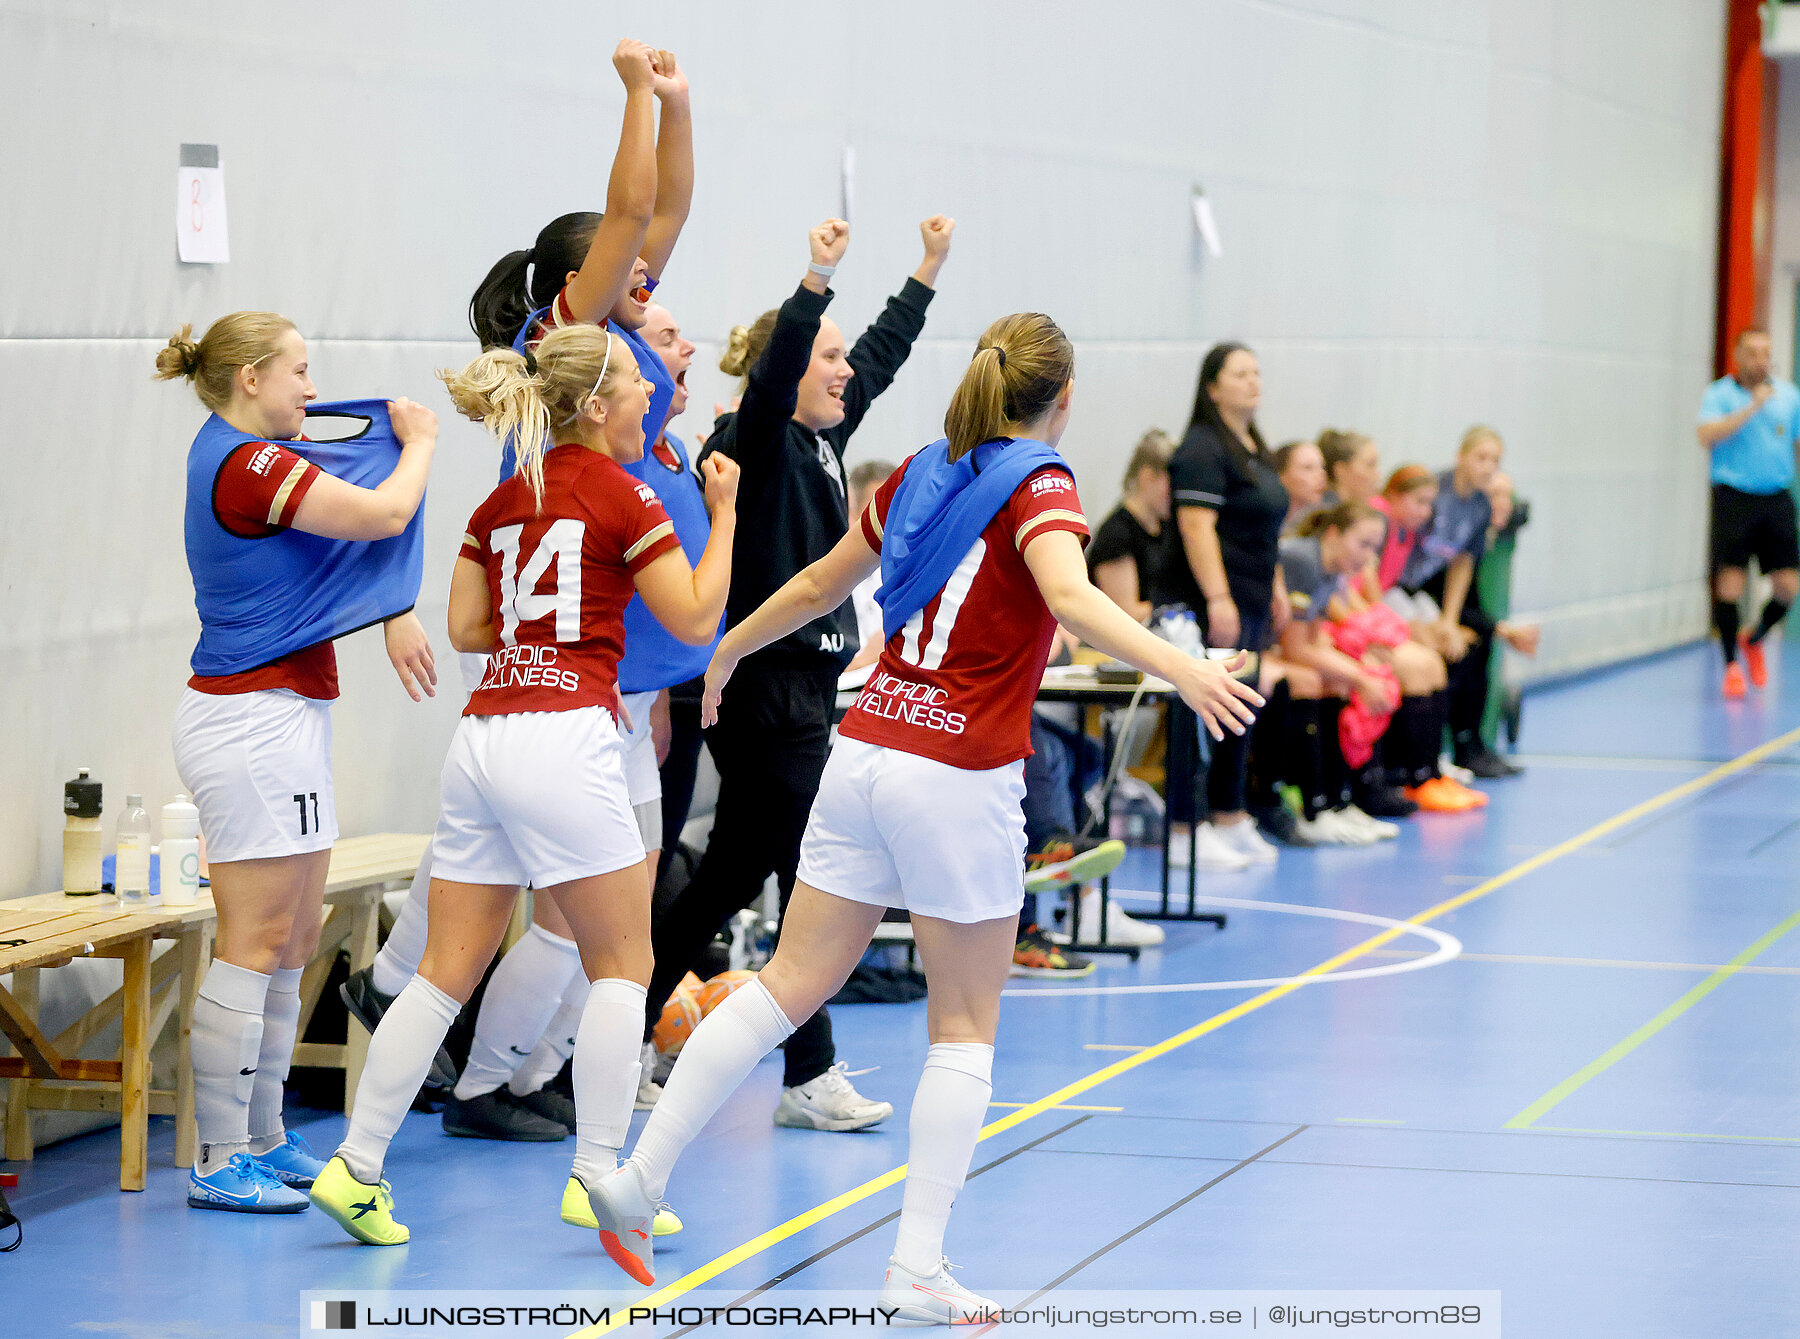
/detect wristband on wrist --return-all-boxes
[808,261,837,278]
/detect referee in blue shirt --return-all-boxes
[1698,327,1800,697]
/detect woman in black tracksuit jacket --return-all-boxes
[643,214,954,1129]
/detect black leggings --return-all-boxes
[641,662,838,1088]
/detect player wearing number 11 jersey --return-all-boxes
[312,322,738,1255]
[586,312,1263,1311]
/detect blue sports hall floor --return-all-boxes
[8,639,1798,1338]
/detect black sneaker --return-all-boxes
[513,1084,576,1133]
[1456,745,1524,780]
[1250,803,1313,847]
[1010,925,1096,979]
[1353,782,1419,818]
[440,1087,568,1141]
[341,967,458,1090]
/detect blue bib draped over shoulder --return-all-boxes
[184,399,426,676]
[877,436,1066,642]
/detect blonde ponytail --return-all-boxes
[439,322,629,511]
[942,313,1074,463]
[441,349,554,506]
[718,309,780,379]
[152,312,296,413]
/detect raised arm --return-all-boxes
[702,519,881,725]
[827,216,953,445]
[560,40,660,325]
[1023,530,1262,740]
[633,456,738,644]
[712,220,849,473]
[291,399,437,541]
[639,52,693,279]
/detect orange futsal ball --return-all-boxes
[653,986,702,1056]
[695,969,758,1018]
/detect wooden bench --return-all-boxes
[0,905,172,1190]
[0,832,427,1188]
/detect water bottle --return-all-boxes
[160,795,202,906]
[115,794,153,907]
[62,768,104,895]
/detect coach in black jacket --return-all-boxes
[645,214,954,1130]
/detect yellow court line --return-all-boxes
[988,1101,1123,1112]
[1504,903,1800,1129]
[1531,1125,1800,1145]
[568,723,1800,1337]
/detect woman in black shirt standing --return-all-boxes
[1087,428,1173,623]
[1163,342,1287,868]
[646,215,954,1132]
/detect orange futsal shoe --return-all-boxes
[1404,777,1487,812]
[1723,663,1748,700]
[1739,635,1768,688]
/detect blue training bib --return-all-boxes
[184,399,426,675]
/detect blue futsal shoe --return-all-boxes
[187,1151,310,1213]
[255,1130,328,1188]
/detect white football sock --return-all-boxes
[569,978,647,1186]
[370,846,432,997]
[509,970,590,1097]
[247,966,303,1153]
[191,959,270,1174]
[629,978,794,1201]
[334,976,460,1184]
[453,923,582,1101]
[892,1042,994,1275]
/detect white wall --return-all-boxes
[0,0,1726,896]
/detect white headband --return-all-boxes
[565,333,615,424]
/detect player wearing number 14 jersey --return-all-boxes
[585,313,1263,1311]
[312,322,738,1254]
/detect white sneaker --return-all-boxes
[1213,819,1278,865]
[1296,809,1372,846]
[879,1255,999,1326]
[587,1160,657,1286]
[1440,756,1476,785]
[1049,888,1165,946]
[1340,804,1398,841]
[634,1041,663,1111]
[775,1062,893,1131]
[1189,822,1253,870]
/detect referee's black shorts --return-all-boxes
[1711,483,1800,573]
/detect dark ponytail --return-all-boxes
[468,211,604,349]
[1185,341,1267,482]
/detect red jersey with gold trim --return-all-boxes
[461,445,680,717]
[838,461,1088,770]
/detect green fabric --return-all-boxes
[1476,528,1518,746]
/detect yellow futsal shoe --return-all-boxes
[310,1155,409,1245]
[562,1173,682,1235]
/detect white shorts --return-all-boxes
[172,688,337,864]
[619,689,663,851]
[798,736,1026,924]
[432,706,645,888]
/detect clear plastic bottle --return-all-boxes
[115,794,153,907]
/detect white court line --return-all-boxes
[1003,893,1462,997]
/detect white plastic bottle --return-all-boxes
[115,794,153,907]
[62,768,104,894]
[160,795,201,907]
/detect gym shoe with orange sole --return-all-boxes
[1739,636,1768,688]
[1723,663,1748,700]
[1404,777,1487,812]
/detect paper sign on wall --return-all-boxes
[840,145,856,224]
[1191,184,1222,258]
[177,143,229,264]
